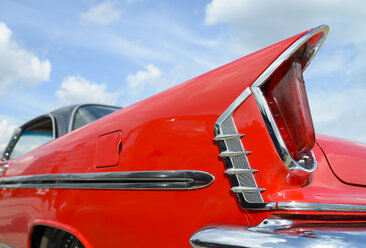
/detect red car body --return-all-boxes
[1,25,366,248]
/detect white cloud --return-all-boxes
[0,115,19,155]
[125,0,142,4]
[205,0,366,143]
[126,64,163,95]
[56,76,119,106]
[0,22,51,99]
[123,62,221,107]
[309,87,366,143]
[205,0,366,53]
[81,2,121,25]
[104,34,170,62]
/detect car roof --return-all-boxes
[21,104,121,138]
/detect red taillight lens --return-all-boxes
[262,58,315,161]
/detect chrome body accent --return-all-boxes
[0,170,214,190]
[214,88,271,209]
[0,164,9,175]
[219,150,251,157]
[213,133,244,141]
[231,186,264,193]
[278,202,366,212]
[249,218,293,231]
[190,218,366,248]
[224,168,257,175]
[250,25,329,174]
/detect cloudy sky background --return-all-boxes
[0,0,366,152]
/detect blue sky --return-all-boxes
[1,0,366,151]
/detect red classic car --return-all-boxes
[1,24,366,248]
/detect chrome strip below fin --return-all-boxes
[278,202,366,212]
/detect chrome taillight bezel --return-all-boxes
[251,25,329,174]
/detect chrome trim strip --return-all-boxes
[219,150,251,157]
[278,202,366,212]
[250,25,329,173]
[190,218,366,248]
[224,168,258,175]
[215,87,252,126]
[0,170,215,190]
[231,186,264,193]
[213,133,244,141]
[251,25,329,89]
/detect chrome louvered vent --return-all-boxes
[214,88,270,209]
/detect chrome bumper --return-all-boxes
[190,219,366,248]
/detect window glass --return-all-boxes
[9,118,53,159]
[72,105,120,130]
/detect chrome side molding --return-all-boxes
[0,170,214,190]
[190,218,366,248]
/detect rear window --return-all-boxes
[72,105,120,130]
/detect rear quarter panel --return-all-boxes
[0,33,302,248]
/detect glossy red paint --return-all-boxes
[1,27,366,248]
[95,131,122,168]
[246,141,366,225]
[1,30,303,248]
[231,92,366,225]
[316,135,366,187]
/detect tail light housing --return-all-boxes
[251,25,328,174]
[262,58,314,161]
